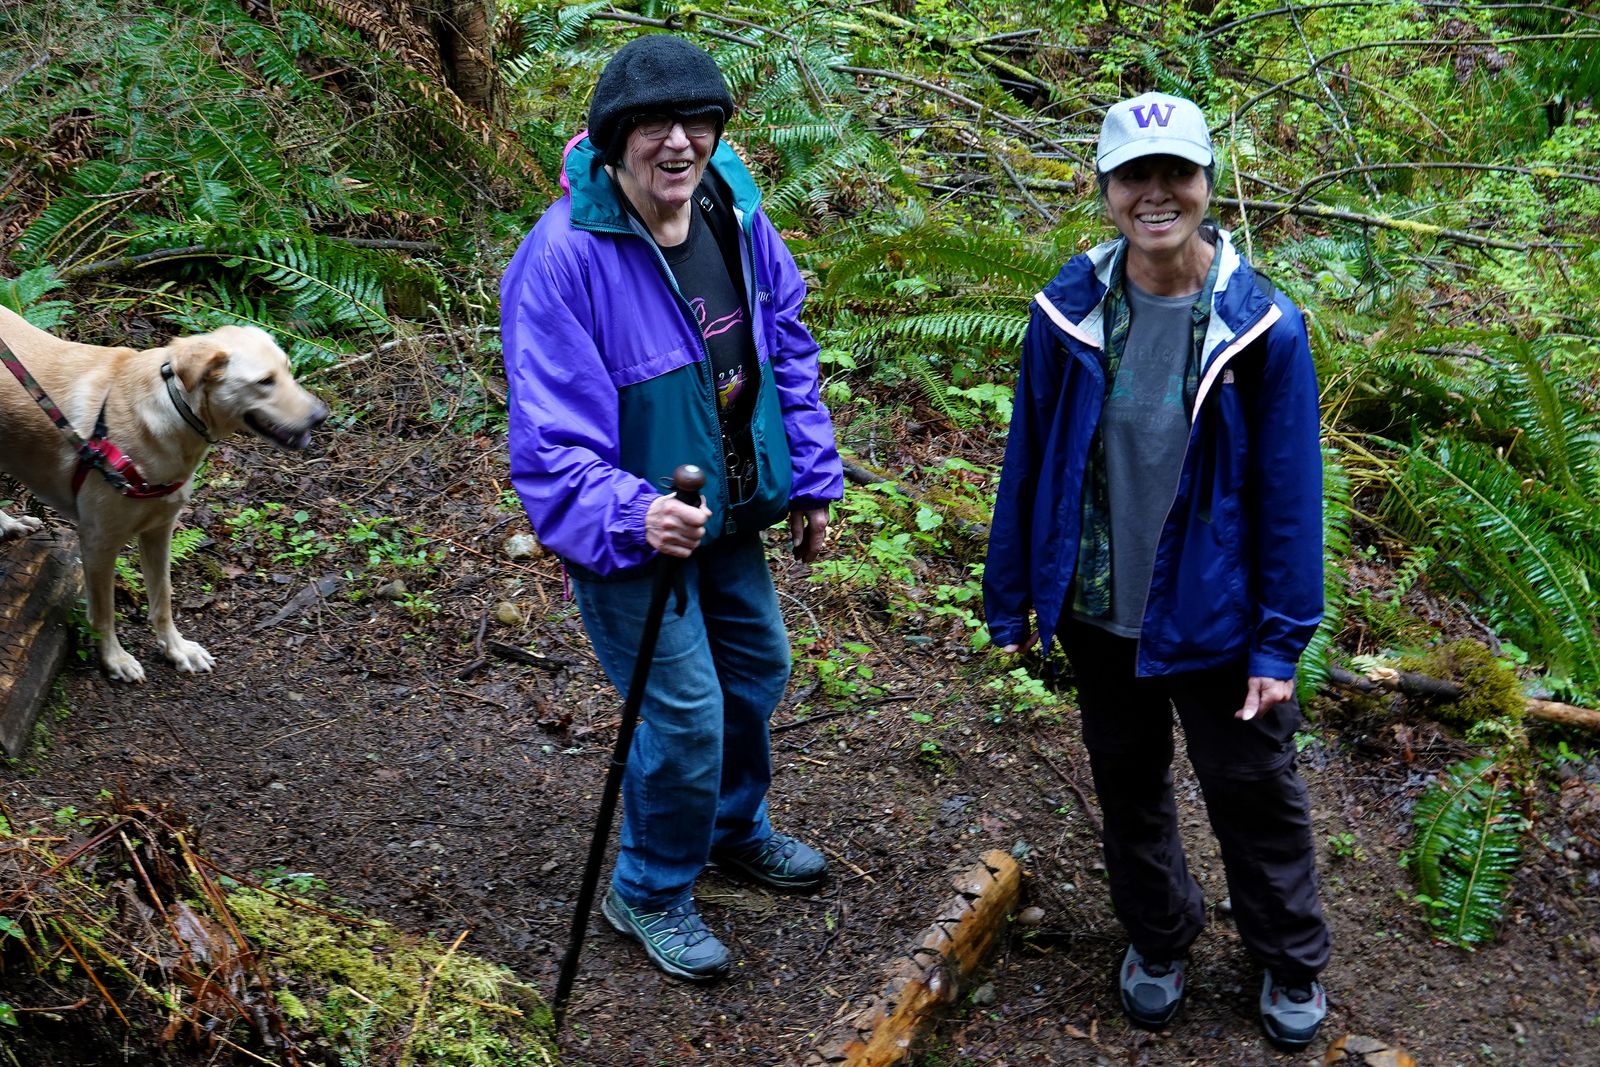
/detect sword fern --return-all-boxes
[1404,756,1527,948]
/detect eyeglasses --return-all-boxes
[633,115,718,141]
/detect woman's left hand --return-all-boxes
[1236,676,1295,721]
[789,507,830,563]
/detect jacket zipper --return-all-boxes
[1132,299,1279,669]
[1049,285,1277,671]
[596,213,739,535]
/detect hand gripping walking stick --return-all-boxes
[550,464,706,1032]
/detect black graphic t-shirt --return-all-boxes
[661,207,757,427]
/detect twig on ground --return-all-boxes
[773,708,852,734]
[819,842,876,885]
[1027,737,1102,840]
[486,641,574,672]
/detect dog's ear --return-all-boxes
[170,341,230,392]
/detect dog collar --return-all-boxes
[160,361,215,442]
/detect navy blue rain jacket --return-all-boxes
[983,232,1323,679]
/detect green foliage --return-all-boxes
[229,880,558,1067]
[114,526,207,595]
[1404,756,1527,948]
[0,265,73,329]
[345,512,444,574]
[802,208,1084,423]
[1325,324,1600,698]
[1298,447,1353,701]
[225,503,331,567]
[1349,543,1435,647]
[1384,435,1600,693]
[0,0,535,363]
[985,666,1064,722]
[1326,831,1365,862]
[795,635,882,702]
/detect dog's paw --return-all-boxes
[103,649,147,684]
[163,638,215,674]
[0,513,44,539]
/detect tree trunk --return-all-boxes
[442,0,495,114]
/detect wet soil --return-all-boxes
[5,361,1599,1066]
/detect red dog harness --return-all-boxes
[1,335,189,499]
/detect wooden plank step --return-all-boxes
[0,530,82,758]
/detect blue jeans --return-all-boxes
[572,534,791,910]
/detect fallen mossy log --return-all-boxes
[0,795,555,1065]
[1326,665,1600,731]
[805,849,1021,1067]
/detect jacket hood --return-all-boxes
[558,133,762,233]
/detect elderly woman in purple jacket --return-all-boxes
[500,36,842,982]
[984,93,1332,1048]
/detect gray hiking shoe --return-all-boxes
[1118,944,1186,1029]
[1258,971,1327,1049]
[601,887,731,982]
[713,831,828,891]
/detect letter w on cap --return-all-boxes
[1131,103,1175,128]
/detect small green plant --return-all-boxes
[51,805,94,828]
[396,589,440,620]
[985,667,1064,722]
[0,264,73,329]
[1326,831,1365,861]
[114,527,207,594]
[1350,544,1436,645]
[795,636,881,701]
[67,599,99,663]
[927,567,990,650]
[254,867,331,897]
[345,513,444,574]
[225,503,335,566]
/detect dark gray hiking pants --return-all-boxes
[1061,620,1332,983]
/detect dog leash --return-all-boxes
[0,334,188,499]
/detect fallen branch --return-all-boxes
[61,236,443,282]
[1287,161,1600,204]
[1216,197,1561,253]
[1325,664,1600,730]
[849,6,1055,98]
[485,640,575,672]
[805,850,1021,1066]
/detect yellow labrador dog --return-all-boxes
[0,306,327,682]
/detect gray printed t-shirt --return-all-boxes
[1076,278,1196,638]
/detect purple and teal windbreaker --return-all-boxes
[984,231,1324,679]
[501,136,843,577]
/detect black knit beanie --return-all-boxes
[588,35,735,165]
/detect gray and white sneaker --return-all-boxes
[1258,971,1327,1049]
[601,887,731,982]
[1118,944,1186,1028]
[713,831,828,891]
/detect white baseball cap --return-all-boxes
[1096,92,1213,174]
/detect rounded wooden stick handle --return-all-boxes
[672,464,706,508]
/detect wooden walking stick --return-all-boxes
[550,464,705,1032]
